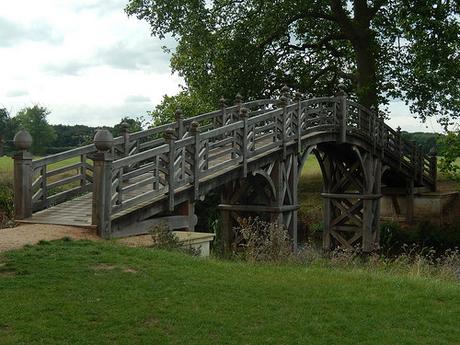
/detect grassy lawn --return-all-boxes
[0,240,459,345]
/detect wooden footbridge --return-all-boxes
[13,86,437,252]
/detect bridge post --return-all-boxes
[121,121,130,157]
[336,84,347,143]
[239,107,249,178]
[278,94,288,159]
[294,91,303,153]
[175,109,184,139]
[190,121,201,201]
[219,97,227,126]
[13,130,33,220]
[91,130,114,238]
[164,128,176,212]
[396,126,402,169]
[428,147,437,191]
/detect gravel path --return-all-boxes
[0,224,99,252]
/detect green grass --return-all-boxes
[0,240,459,345]
[0,156,82,185]
[298,155,323,225]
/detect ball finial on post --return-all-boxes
[93,129,114,152]
[13,130,33,152]
[234,93,243,105]
[240,107,249,119]
[163,127,175,141]
[219,96,226,108]
[175,109,183,120]
[121,121,129,133]
[190,121,200,134]
[336,83,347,96]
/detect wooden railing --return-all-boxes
[12,90,436,229]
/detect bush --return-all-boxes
[380,221,460,254]
[0,177,14,228]
[235,217,292,263]
[149,223,200,256]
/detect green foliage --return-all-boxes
[0,108,19,155]
[0,178,14,228]
[112,117,144,137]
[126,0,460,122]
[380,221,460,254]
[401,131,441,155]
[15,105,56,155]
[438,130,460,180]
[51,124,96,150]
[0,240,459,344]
[149,90,213,126]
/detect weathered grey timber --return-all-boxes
[13,85,437,252]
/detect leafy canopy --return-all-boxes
[15,105,56,155]
[126,0,460,126]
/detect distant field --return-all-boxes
[0,156,82,184]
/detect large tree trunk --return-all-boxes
[354,36,378,110]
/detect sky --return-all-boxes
[0,0,444,133]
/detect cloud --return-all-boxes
[6,89,28,97]
[72,0,128,15]
[43,39,174,76]
[124,95,151,103]
[0,16,62,47]
[43,61,93,76]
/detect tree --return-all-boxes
[15,105,56,155]
[126,1,460,126]
[149,90,213,126]
[112,117,144,137]
[0,108,20,155]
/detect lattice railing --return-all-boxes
[13,89,436,231]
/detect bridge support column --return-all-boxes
[317,145,382,252]
[217,152,300,253]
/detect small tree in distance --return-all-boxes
[15,105,56,155]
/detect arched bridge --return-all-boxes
[13,86,436,252]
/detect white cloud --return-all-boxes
[0,0,181,127]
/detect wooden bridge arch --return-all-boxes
[12,86,436,252]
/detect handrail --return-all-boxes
[17,93,436,219]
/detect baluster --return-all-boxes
[428,147,437,191]
[41,165,47,207]
[220,96,227,126]
[121,121,130,158]
[336,84,347,143]
[13,130,33,219]
[175,109,184,139]
[294,91,302,153]
[278,92,288,159]
[240,107,249,177]
[81,154,87,187]
[411,140,417,179]
[116,169,123,206]
[233,93,243,158]
[396,126,402,169]
[190,121,201,201]
[164,128,176,212]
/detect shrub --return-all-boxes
[149,223,200,256]
[235,217,292,263]
[0,177,14,228]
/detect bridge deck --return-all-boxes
[18,141,239,228]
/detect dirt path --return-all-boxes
[0,224,99,252]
